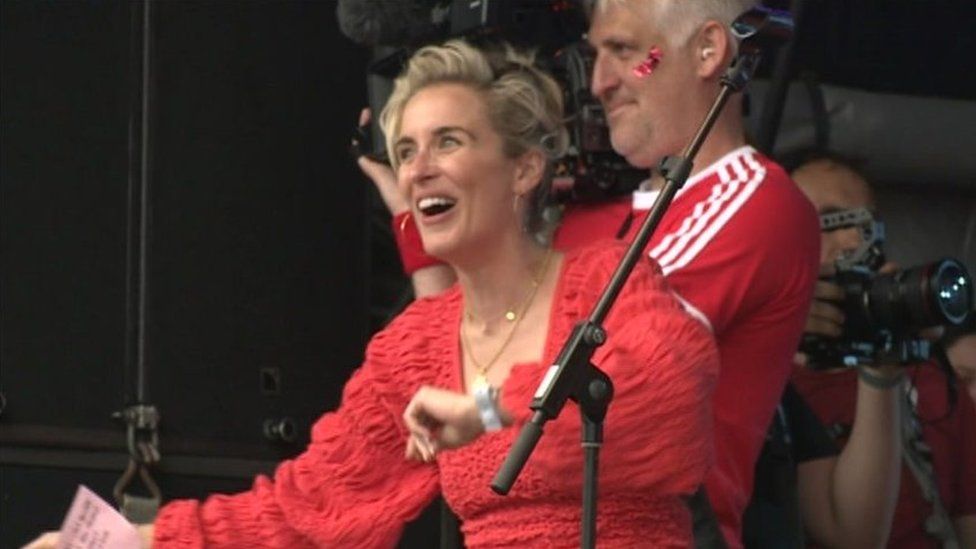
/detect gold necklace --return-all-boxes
[464,278,535,324]
[461,248,554,388]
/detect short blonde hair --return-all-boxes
[379,39,569,233]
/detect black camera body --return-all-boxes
[802,259,973,369]
[801,258,973,368]
[548,42,647,202]
[450,0,648,202]
[801,206,973,369]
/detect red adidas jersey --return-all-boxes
[555,146,821,547]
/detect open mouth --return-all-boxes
[417,196,457,217]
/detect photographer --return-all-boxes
[790,153,976,548]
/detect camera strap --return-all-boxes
[899,383,960,549]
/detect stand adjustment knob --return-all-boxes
[263,417,297,443]
[584,326,606,345]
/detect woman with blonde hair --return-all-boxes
[28,39,718,548]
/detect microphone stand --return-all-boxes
[490,48,765,549]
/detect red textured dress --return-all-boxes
[153,242,719,548]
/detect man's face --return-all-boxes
[587,1,699,169]
[793,159,875,275]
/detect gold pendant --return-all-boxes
[473,373,489,389]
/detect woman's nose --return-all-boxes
[401,148,436,187]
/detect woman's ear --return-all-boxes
[695,20,732,79]
[512,148,547,196]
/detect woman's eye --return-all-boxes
[396,147,415,163]
[439,135,460,148]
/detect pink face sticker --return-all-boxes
[632,46,663,78]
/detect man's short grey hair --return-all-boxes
[596,0,759,49]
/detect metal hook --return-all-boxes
[113,459,139,507]
[113,404,163,521]
[113,458,162,522]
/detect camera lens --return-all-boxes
[867,258,972,334]
[930,259,972,324]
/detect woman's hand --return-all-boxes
[402,386,483,462]
[21,531,59,549]
[23,524,154,548]
[355,108,408,215]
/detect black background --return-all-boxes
[1,1,404,546]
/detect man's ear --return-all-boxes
[512,148,547,196]
[694,20,732,79]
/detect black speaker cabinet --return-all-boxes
[0,2,439,547]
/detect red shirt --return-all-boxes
[554,146,821,546]
[793,364,976,548]
[153,242,719,548]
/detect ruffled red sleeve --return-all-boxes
[152,299,451,548]
[502,241,719,497]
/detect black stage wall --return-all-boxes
[1,1,427,546]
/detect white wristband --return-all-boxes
[474,384,503,432]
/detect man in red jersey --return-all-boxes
[556,2,819,545]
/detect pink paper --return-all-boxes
[56,486,142,549]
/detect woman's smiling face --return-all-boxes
[394,82,528,261]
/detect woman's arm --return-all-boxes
[354,110,456,299]
[152,355,441,548]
